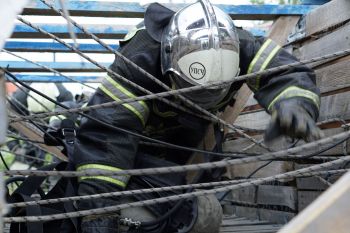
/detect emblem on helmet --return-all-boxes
[189,62,206,80]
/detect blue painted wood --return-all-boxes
[0,61,109,72]
[300,0,330,5]
[23,1,319,20]
[11,74,101,82]
[4,41,118,53]
[12,24,130,39]
[12,23,266,39]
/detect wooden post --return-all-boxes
[0,71,7,144]
[186,84,252,182]
[0,173,5,233]
[278,171,350,233]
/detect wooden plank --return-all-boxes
[230,186,258,219]
[224,127,350,156]
[304,0,350,37]
[4,41,118,53]
[9,111,67,161]
[294,163,342,190]
[257,185,297,210]
[297,191,322,211]
[220,225,281,232]
[231,186,257,203]
[296,177,329,191]
[267,16,300,46]
[186,84,252,182]
[12,23,131,39]
[0,61,108,72]
[8,74,103,83]
[279,171,350,233]
[294,23,350,61]
[221,219,270,226]
[235,111,269,131]
[227,161,294,179]
[11,23,265,39]
[223,84,252,135]
[23,1,318,20]
[300,0,329,4]
[235,206,259,220]
[235,91,350,131]
[258,209,295,224]
[315,57,350,94]
[318,91,350,121]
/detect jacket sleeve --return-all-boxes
[238,29,320,117]
[72,31,152,190]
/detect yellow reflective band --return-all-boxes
[79,176,126,188]
[121,26,145,42]
[256,45,281,89]
[99,84,146,126]
[247,39,272,74]
[77,164,129,188]
[267,86,320,112]
[105,76,148,111]
[260,46,281,72]
[77,164,123,172]
[6,137,16,143]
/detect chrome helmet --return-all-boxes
[161,0,240,109]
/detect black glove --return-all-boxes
[264,97,323,143]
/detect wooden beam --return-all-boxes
[23,1,319,20]
[12,23,131,39]
[224,127,350,156]
[9,110,67,161]
[268,16,300,46]
[234,91,350,131]
[222,84,252,135]
[278,171,350,233]
[294,23,350,61]
[7,74,103,83]
[11,23,265,39]
[4,41,118,53]
[304,0,350,37]
[257,185,297,211]
[0,61,109,72]
[315,57,350,94]
[186,84,252,182]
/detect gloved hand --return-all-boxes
[264,97,324,143]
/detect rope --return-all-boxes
[9,44,350,125]
[4,157,350,223]
[6,169,347,209]
[3,130,350,177]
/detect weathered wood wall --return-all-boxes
[223,0,350,223]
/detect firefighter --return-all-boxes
[72,1,322,232]
[9,82,74,167]
[11,82,73,115]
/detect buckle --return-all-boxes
[119,217,141,229]
[61,128,76,144]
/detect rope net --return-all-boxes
[0,0,349,225]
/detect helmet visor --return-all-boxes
[161,2,240,86]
